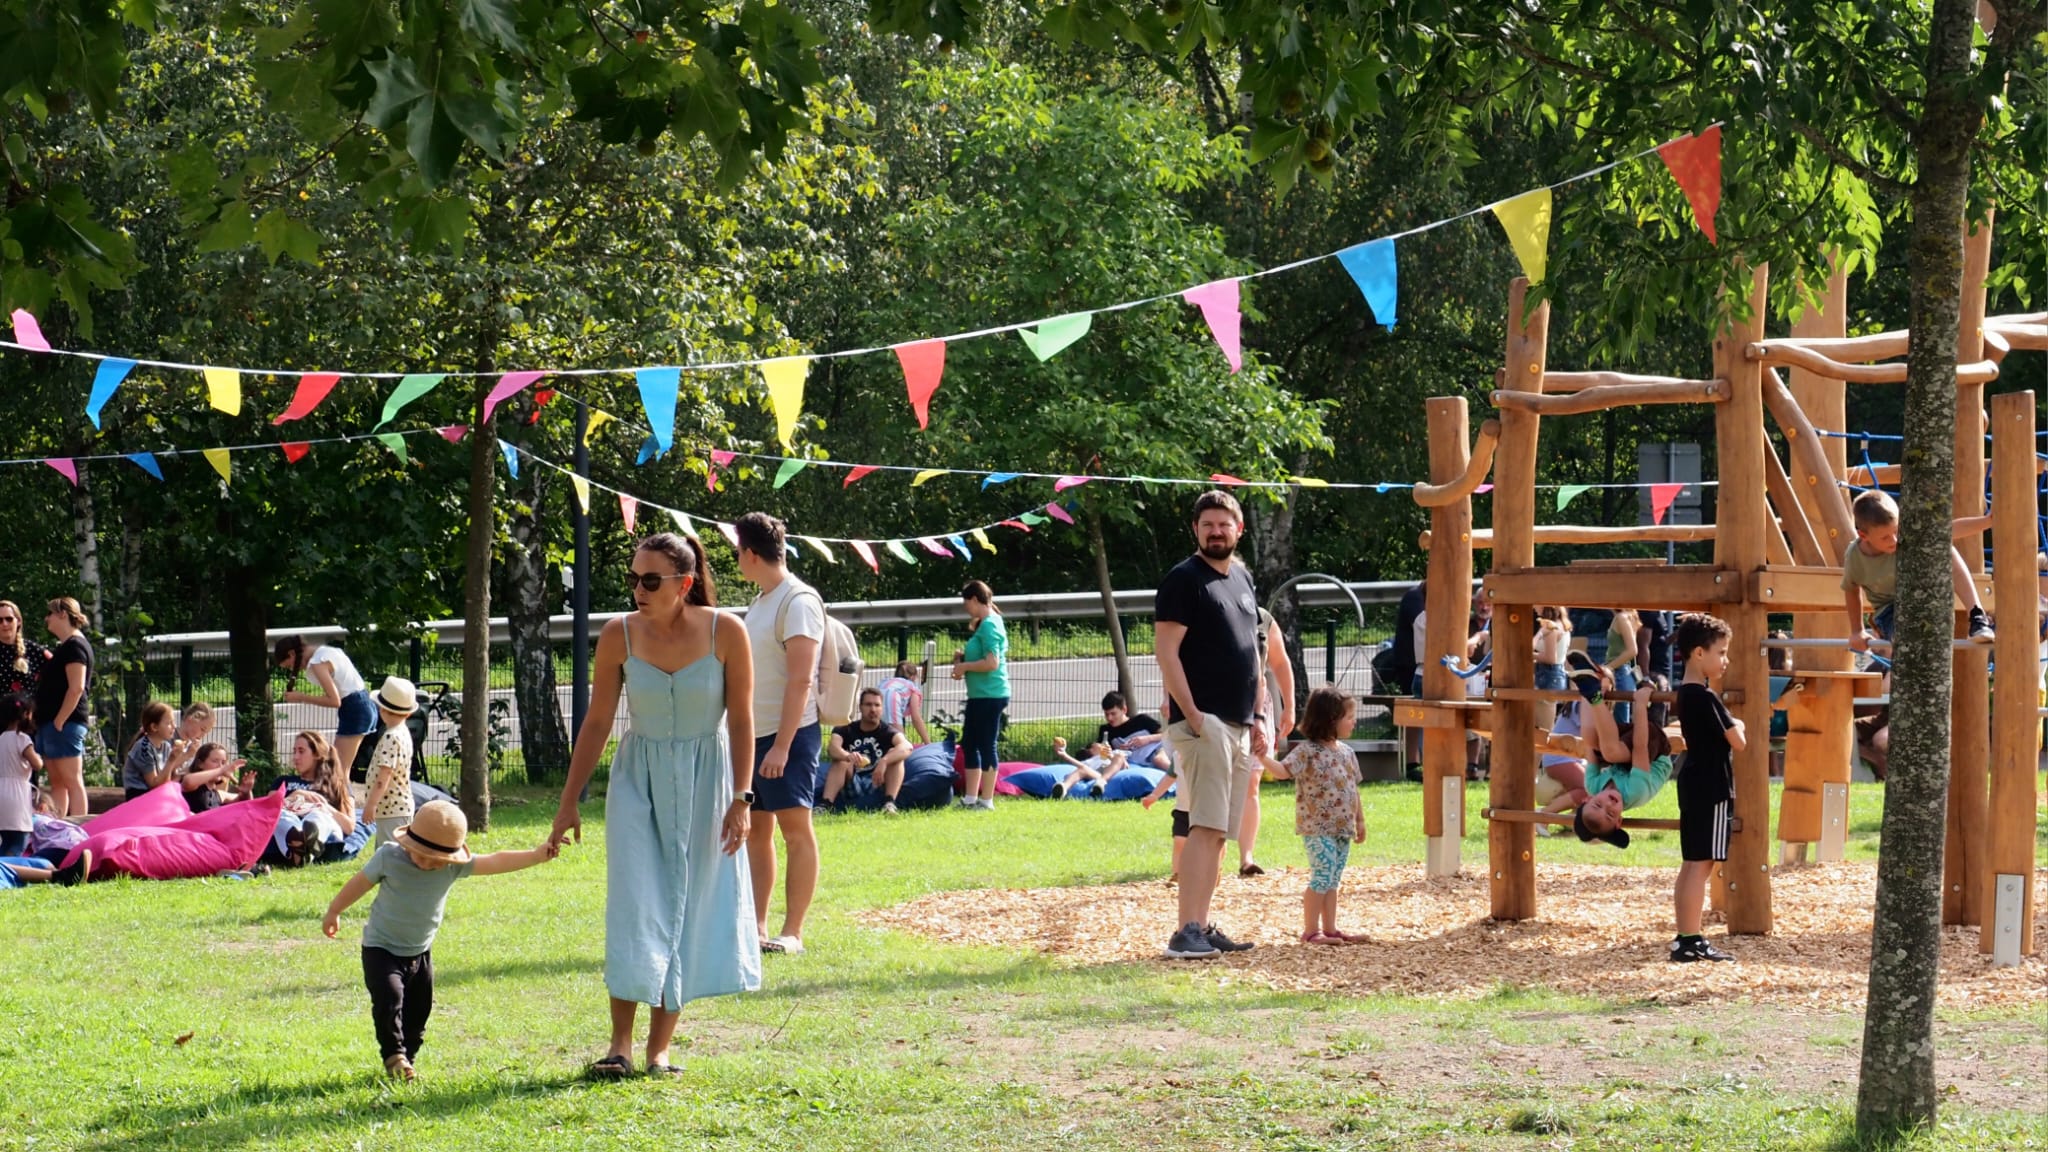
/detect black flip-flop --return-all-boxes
[587,1055,633,1080]
[1239,863,1265,877]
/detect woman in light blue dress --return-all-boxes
[553,532,760,1078]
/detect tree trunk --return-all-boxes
[1249,485,1304,714]
[222,557,273,759]
[70,462,101,629]
[459,375,497,830]
[1086,512,1134,702]
[1856,0,1979,1134]
[506,469,569,784]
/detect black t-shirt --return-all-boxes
[1095,713,1161,749]
[833,721,899,770]
[34,635,92,728]
[1675,681,1736,803]
[1154,555,1260,725]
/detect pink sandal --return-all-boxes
[1325,929,1370,944]
[1300,930,1342,946]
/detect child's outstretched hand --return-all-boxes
[539,839,561,861]
[1141,794,1156,810]
[322,910,340,938]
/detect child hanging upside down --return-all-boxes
[1555,684,1673,847]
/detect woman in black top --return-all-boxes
[34,597,93,819]
[0,600,50,699]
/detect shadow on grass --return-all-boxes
[258,956,603,999]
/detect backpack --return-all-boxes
[778,586,864,728]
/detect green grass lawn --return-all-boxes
[3,778,2042,1151]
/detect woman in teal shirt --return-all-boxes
[951,580,1009,810]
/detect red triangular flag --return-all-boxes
[619,495,638,533]
[281,442,311,463]
[44,458,77,485]
[1650,483,1685,524]
[524,388,557,425]
[1210,473,1247,486]
[1657,126,1721,245]
[273,373,342,424]
[999,519,1033,533]
[439,426,468,442]
[844,465,880,487]
[895,340,946,429]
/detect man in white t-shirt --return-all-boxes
[737,512,824,956]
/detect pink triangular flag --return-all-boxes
[1044,502,1074,524]
[482,371,547,424]
[1475,484,1494,494]
[895,340,946,429]
[917,537,952,558]
[619,495,638,533]
[439,426,468,442]
[717,521,740,548]
[10,310,52,351]
[1650,483,1685,524]
[43,458,76,485]
[273,373,342,424]
[280,441,311,463]
[1657,126,1722,245]
[1053,476,1091,492]
[848,539,880,572]
[707,448,735,490]
[1210,473,1247,486]
[710,449,736,467]
[1182,279,1243,372]
[844,465,880,487]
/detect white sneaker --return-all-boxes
[953,796,975,809]
[881,801,899,815]
[975,796,995,810]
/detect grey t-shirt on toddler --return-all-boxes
[359,841,476,956]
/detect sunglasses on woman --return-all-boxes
[626,572,689,592]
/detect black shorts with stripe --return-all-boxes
[1679,796,1732,862]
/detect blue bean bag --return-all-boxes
[1102,767,1170,802]
[1001,765,1062,798]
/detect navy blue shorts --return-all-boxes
[753,723,822,813]
[336,689,378,737]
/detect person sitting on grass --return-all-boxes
[323,800,558,1082]
[822,688,911,814]
[1280,685,1367,945]
[1564,684,1674,849]
[179,742,252,814]
[1052,691,1162,797]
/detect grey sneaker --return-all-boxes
[1205,924,1255,953]
[1165,921,1220,959]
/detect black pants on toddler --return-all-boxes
[362,946,434,1061]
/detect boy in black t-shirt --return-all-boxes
[1671,613,1745,963]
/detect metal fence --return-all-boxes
[129,580,1411,785]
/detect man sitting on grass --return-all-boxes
[822,688,911,814]
[1051,691,1163,798]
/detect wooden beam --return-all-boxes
[1750,330,1908,363]
[1844,462,1900,486]
[1488,278,1547,923]
[1490,378,1726,416]
[1762,442,1828,566]
[1484,565,1741,611]
[1784,262,1855,676]
[1418,524,1719,550]
[1413,418,1501,508]
[1482,808,1686,832]
[1947,211,1995,928]
[1420,397,1477,857]
[1749,343,2005,386]
[1984,389,2039,957]
[1763,368,1857,562]
[1985,320,2048,349]
[1539,371,1729,393]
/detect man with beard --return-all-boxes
[1153,490,1265,959]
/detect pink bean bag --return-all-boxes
[993,762,1043,797]
[63,782,286,880]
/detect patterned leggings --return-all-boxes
[1302,835,1352,893]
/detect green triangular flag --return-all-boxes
[1019,510,1049,525]
[376,433,408,464]
[1016,313,1092,361]
[773,458,807,489]
[380,373,447,426]
[885,540,919,565]
[1556,484,1593,511]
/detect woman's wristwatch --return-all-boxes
[735,790,756,806]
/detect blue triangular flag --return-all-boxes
[636,434,661,466]
[947,533,974,560]
[636,367,679,454]
[981,472,1022,488]
[498,439,519,478]
[1337,238,1398,328]
[125,452,162,481]
[86,358,137,429]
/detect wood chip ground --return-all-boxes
[865,862,2047,1012]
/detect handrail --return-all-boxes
[1490,378,1725,415]
[1412,419,1501,507]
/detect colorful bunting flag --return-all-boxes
[584,410,613,445]
[1053,476,1091,492]
[483,370,546,423]
[848,539,879,572]
[917,537,952,558]
[669,510,698,540]
[1044,502,1075,524]
[1019,511,1048,526]
[761,356,810,450]
[1657,126,1722,245]
[499,439,520,478]
[717,521,740,549]
[1491,188,1553,285]
[887,540,919,565]
[773,459,807,489]
[44,458,77,485]
[1556,484,1593,511]
[1473,483,1493,494]
[981,472,1021,488]
[971,528,996,553]
[637,435,661,467]
[126,452,162,480]
[1018,313,1092,361]
[999,519,1033,532]
[1337,238,1398,328]
[620,495,637,533]
[706,448,734,490]
[525,389,556,425]
[85,358,136,429]
[844,465,880,487]
[895,340,946,429]
[911,469,946,487]
[380,373,447,426]
[784,537,803,559]
[9,309,50,351]
[710,450,737,468]
[1292,477,1330,487]
[635,367,679,454]
[439,425,468,442]
[1210,473,1247,486]
[203,448,231,483]
[376,434,408,464]
[1182,279,1243,372]
[1649,483,1686,524]
[202,368,241,416]
[947,534,973,560]
[570,473,590,513]
[280,441,311,463]
[273,373,341,424]
[801,535,837,563]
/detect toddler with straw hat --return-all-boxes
[323,799,557,1080]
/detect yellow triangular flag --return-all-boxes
[1491,187,1552,285]
[1291,476,1330,488]
[800,536,838,563]
[911,469,947,487]
[203,448,231,483]
[205,368,242,416]
[570,473,590,513]
[584,410,613,445]
[971,528,996,553]
[760,356,810,450]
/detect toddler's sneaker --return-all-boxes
[1967,607,1995,645]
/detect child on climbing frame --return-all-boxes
[1670,612,1744,963]
[1841,489,1993,651]
[1561,684,1673,844]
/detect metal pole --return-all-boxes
[179,646,194,708]
[1324,619,1337,683]
[572,403,592,740]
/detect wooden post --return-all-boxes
[1487,279,1547,922]
[1713,264,1774,935]
[1421,397,1475,878]
[1945,212,1995,927]
[1982,389,2038,960]
[1777,674,1871,862]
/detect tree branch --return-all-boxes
[1789,121,1910,196]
